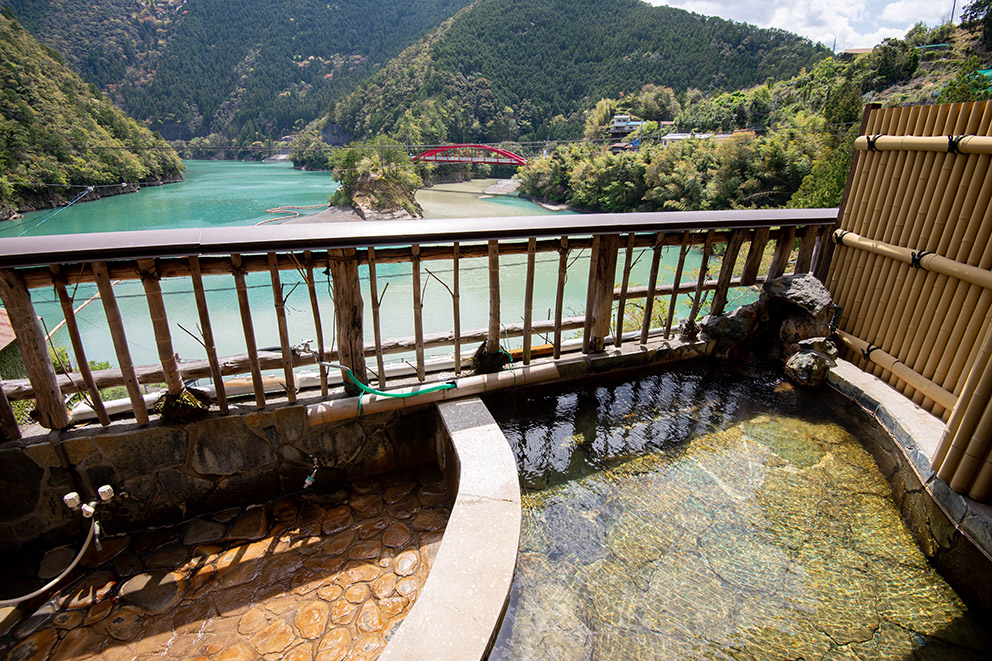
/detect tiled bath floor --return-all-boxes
[0,467,451,660]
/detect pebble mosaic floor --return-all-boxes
[487,362,992,660]
[0,467,451,661]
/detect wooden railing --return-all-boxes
[0,209,837,440]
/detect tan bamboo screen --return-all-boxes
[825,101,992,501]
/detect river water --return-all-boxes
[8,161,710,371]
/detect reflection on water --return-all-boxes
[485,361,992,660]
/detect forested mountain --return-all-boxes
[328,0,830,145]
[2,0,473,142]
[0,10,183,220]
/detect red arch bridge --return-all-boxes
[412,144,527,166]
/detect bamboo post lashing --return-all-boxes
[328,248,368,394]
[304,252,328,396]
[767,227,795,281]
[853,133,992,154]
[523,238,537,364]
[0,269,69,430]
[835,330,956,411]
[189,256,228,414]
[231,253,266,409]
[50,265,110,426]
[136,259,183,397]
[582,235,601,354]
[487,240,501,354]
[588,234,620,353]
[710,229,746,316]
[92,261,148,425]
[411,244,426,382]
[688,230,715,324]
[793,226,817,275]
[614,233,636,347]
[367,247,387,387]
[0,384,19,441]
[640,233,664,345]
[554,237,568,359]
[740,227,770,286]
[267,253,296,403]
[665,231,691,339]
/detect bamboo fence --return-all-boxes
[826,100,992,501]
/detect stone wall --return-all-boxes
[0,403,438,554]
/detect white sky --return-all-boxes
[645,0,963,51]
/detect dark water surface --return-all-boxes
[485,360,991,660]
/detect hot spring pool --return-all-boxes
[484,361,991,659]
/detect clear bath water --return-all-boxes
[484,361,991,660]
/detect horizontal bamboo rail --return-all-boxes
[0,209,835,436]
[854,134,992,155]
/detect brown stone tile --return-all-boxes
[114,552,144,578]
[358,516,389,540]
[295,600,329,639]
[329,599,358,625]
[303,554,347,576]
[271,499,298,525]
[283,643,314,661]
[376,596,409,619]
[291,570,321,596]
[351,478,381,494]
[318,529,357,557]
[229,507,270,541]
[395,576,420,598]
[320,506,352,537]
[211,641,258,660]
[347,540,381,562]
[105,606,144,641]
[53,609,84,629]
[371,573,397,600]
[382,482,417,504]
[344,583,369,604]
[385,497,419,520]
[80,534,130,568]
[84,596,115,625]
[410,508,449,532]
[212,584,257,618]
[99,643,139,661]
[238,606,271,636]
[132,526,183,555]
[348,494,382,518]
[342,562,381,584]
[261,594,298,615]
[172,598,217,636]
[316,584,343,602]
[381,523,411,548]
[316,627,351,661]
[119,570,187,614]
[58,569,116,609]
[53,627,108,658]
[10,628,58,661]
[356,601,383,634]
[145,544,191,570]
[392,550,419,577]
[355,634,386,657]
[191,563,218,593]
[249,620,296,655]
[417,482,450,507]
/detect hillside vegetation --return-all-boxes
[2,0,472,145]
[0,10,183,220]
[327,0,829,148]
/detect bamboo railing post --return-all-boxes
[688,230,715,323]
[50,265,109,426]
[231,254,266,409]
[189,256,228,414]
[367,247,387,388]
[0,269,69,430]
[136,258,183,397]
[665,231,692,339]
[411,244,426,382]
[583,235,601,354]
[710,229,746,316]
[329,248,367,394]
[523,238,537,364]
[640,233,664,345]
[304,252,328,396]
[267,253,296,403]
[487,240,501,354]
[794,226,817,274]
[554,237,568,358]
[91,261,148,425]
[452,243,462,375]
[614,233,636,347]
[740,227,770,286]
[0,385,19,441]
[588,234,620,353]
[768,227,796,280]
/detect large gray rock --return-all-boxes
[784,351,830,386]
[700,302,760,353]
[763,274,833,323]
[189,418,277,476]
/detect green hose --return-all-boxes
[342,368,456,398]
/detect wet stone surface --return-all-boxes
[486,361,992,660]
[0,467,451,661]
